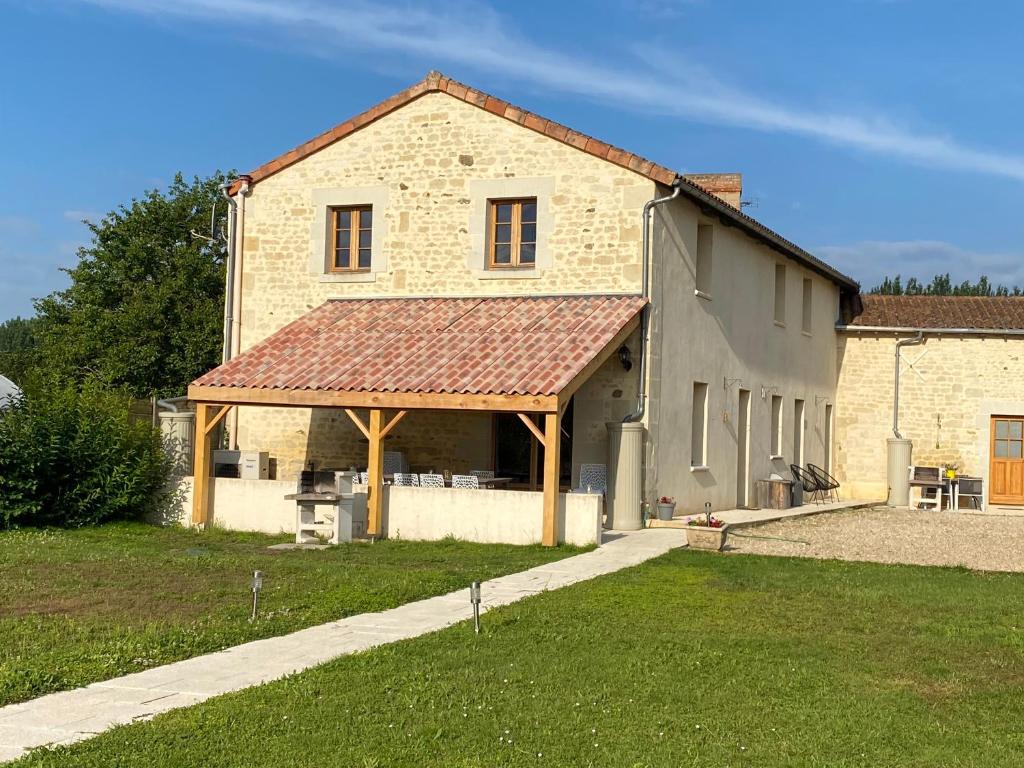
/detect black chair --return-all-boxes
[791,464,824,504]
[807,463,840,503]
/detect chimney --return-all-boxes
[683,173,742,209]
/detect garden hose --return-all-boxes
[727,530,811,546]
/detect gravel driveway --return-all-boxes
[724,505,1024,572]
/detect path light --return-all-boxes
[250,570,264,621]
[704,501,712,527]
[469,581,482,634]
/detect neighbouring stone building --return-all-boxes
[836,295,1024,505]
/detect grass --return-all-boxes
[0,521,582,707]
[15,549,1024,767]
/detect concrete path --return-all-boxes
[648,498,879,530]
[0,528,685,763]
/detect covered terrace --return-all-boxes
[187,295,645,546]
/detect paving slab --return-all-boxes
[0,527,684,763]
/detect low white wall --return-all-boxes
[383,486,602,546]
[168,477,601,546]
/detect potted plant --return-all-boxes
[944,461,960,479]
[685,509,728,551]
[656,496,676,521]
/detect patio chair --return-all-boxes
[908,466,945,509]
[807,463,840,503]
[383,451,408,475]
[451,474,480,489]
[419,473,445,488]
[578,463,608,495]
[956,476,985,511]
[470,470,495,481]
[392,472,419,487]
[791,464,824,504]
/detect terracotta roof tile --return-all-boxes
[193,295,646,397]
[848,295,1024,330]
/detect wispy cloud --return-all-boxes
[816,240,1024,289]
[63,209,101,223]
[74,0,1024,181]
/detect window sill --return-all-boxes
[319,272,378,284]
[774,320,786,328]
[694,289,712,301]
[769,454,785,461]
[689,465,710,472]
[473,268,543,280]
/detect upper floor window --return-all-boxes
[330,205,372,273]
[695,223,713,297]
[488,198,536,269]
[801,277,813,334]
[774,263,787,325]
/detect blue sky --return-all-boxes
[2,0,1022,321]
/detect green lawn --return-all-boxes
[0,522,582,707]
[16,549,1024,767]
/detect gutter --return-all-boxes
[623,181,681,423]
[838,324,1024,337]
[220,176,251,364]
[892,332,924,439]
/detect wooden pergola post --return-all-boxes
[366,409,385,538]
[542,410,562,547]
[191,403,231,527]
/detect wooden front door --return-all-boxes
[990,417,1024,504]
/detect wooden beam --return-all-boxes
[191,405,212,527]
[542,410,561,547]
[556,314,642,409]
[343,408,370,440]
[529,416,539,491]
[189,385,558,414]
[379,409,407,440]
[366,409,385,538]
[204,404,231,435]
[517,412,546,444]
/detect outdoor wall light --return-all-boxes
[618,345,633,371]
[469,581,482,634]
[250,570,264,622]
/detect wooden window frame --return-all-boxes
[487,197,537,270]
[329,205,372,273]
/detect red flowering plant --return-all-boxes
[687,514,725,528]
[658,496,675,505]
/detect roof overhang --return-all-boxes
[189,295,645,414]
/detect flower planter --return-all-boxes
[686,525,728,551]
[656,502,676,521]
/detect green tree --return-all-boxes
[0,316,41,384]
[869,273,1023,296]
[35,173,231,397]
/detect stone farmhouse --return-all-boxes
[182,72,1023,545]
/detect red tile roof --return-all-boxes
[847,295,1024,330]
[193,295,646,396]
[229,71,858,292]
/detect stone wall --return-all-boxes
[835,332,1024,501]
[234,90,654,479]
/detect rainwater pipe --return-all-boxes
[623,180,682,424]
[157,396,188,413]
[220,178,250,365]
[892,331,923,438]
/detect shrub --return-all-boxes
[0,382,170,528]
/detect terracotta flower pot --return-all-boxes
[686,525,728,551]
[656,502,676,521]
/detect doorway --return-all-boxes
[493,399,573,488]
[990,416,1024,504]
[736,388,751,507]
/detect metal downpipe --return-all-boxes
[893,332,924,438]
